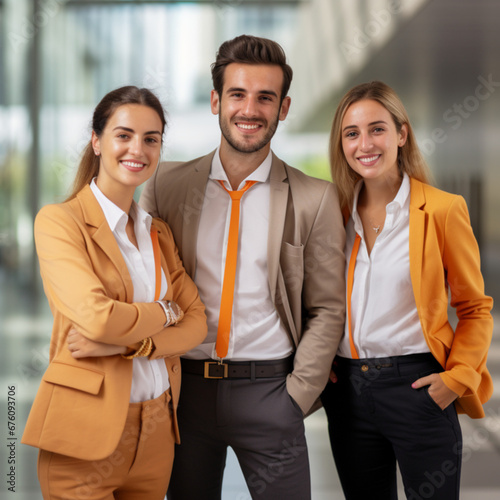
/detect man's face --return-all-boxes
[211,63,291,155]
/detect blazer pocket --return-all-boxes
[43,362,104,395]
[282,242,304,259]
[280,243,304,289]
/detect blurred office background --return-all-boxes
[1,0,499,498]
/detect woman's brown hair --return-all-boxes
[66,86,166,201]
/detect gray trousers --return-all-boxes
[167,369,311,500]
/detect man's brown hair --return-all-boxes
[211,35,293,102]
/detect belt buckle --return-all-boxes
[204,361,228,379]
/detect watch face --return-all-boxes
[167,301,181,319]
[172,301,185,322]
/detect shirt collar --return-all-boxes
[130,198,152,231]
[90,178,151,232]
[389,172,411,213]
[351,173,411,234]
[210,147,272,190]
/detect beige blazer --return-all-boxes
[22,185,207,460]
[140,151,346,414]
[408,178,493,418]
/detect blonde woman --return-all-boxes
[322,81,493,499]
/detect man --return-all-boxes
[140,35,345,499]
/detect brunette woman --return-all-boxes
[22,86,206,499]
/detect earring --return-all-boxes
[94,151,100,156]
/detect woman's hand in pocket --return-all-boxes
[412,373,458,410]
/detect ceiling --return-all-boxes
[301,0,500,138]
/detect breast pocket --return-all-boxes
[282,242,304,259]
[281,242,304,273]
[281,243,304,292]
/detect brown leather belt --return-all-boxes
[181,356,294,380]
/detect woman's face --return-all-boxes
[93,103,163,199]
[341,99,407,183]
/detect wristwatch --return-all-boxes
[156,300,184,327]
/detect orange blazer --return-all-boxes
[21,185,207,460]
[408,178,493,418]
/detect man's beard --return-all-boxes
[218,109,280,154]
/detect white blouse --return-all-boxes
[337,174,430,359]
[91,179,170,402]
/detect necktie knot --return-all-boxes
[218,180,257,200]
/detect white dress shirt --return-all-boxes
[90,179,170,402]
[185,149,293,361]
[337,173,430,359]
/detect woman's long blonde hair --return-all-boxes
[329,81,431,211]
[66,86,166,201]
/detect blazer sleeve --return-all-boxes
[35,204,180,347]
[439,196,493,399]
[149,219,207,358]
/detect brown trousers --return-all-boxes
[38,390,175,500]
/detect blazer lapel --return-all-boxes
[409,178,426,314]
[267,154,289,300]
[77,185,134,302]
[180,153,213,277]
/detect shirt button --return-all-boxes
[361,364,369,372]
[172,364,179,373]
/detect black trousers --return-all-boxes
[167,366,310,500]
[321,353,462,500]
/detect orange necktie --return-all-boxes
[215,180,257,360]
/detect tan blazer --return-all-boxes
[408,178,493,418]
[22,185,207,460]
[140,151,346,414]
